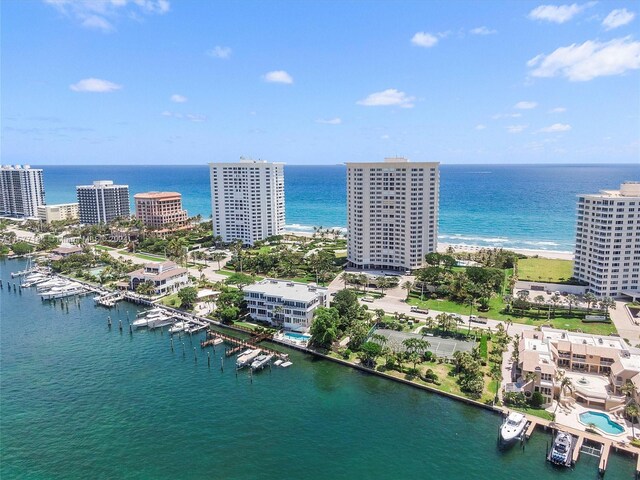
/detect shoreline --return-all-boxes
[281,230,574,261]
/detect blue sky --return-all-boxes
[2,0,639,165]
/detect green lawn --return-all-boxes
[512,406,555,421]
[94,245,115,251]
[159,293,181,308]
[407,293,617,335]
[517,257,574,283]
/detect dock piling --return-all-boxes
[170,337,174,352]
[194,346,197,362]
[207,351,211,368]
[118,319,123,332]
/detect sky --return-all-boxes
[1,0,639,165]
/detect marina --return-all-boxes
[1,257,639,479]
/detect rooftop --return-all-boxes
[244,279,327,302]
[134,192,182,199]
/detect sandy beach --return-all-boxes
[282,231,574,261]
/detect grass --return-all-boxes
[159,293,181,308]
[512,406,555,421]
[517,257,574,283]
[94,245,115,251]
[233,321,261,331]
[407,293,617,335]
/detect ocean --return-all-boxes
[39,163,637,252]
[0,257,636,479]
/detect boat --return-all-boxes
[210,337,223,346]
[136,307,164,318]
[500,412,527,443]
[273,359,283,366]
[548,431,574,467]
[280,361,293,368]
[251,354,273,371]
[40,284,86,300]
[236,348,261,369]
[36,279,67,291]
[132,312,172,329]
[168,322,188,334]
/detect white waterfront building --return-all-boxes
[209,158,285,246]
[76,180,130,225]
[0,165,45,218]
[244,279,328,333]
[346,157,440,272]
[574,182,640,298]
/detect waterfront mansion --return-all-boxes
[512,327,639,413]
[244,279,328,333]
[127,261,189,296]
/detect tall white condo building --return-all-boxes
[76,180,130,225]
[574,182,640,297]
[346,157,439,271]
[0,165,46,217]
[209,158,285,245]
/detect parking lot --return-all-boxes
[373,328,475,358]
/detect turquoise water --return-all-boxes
[579,411,626,435]
[1,257,636,479]
[38,163,638,251]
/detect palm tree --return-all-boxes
[625,402,639,440]
[211,251,226,270]
[565,294,580,315]
[621,379,636,400]
[401,280,413,300]
[584,292,597,313]
[533,295,545,314]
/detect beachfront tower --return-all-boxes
[346,157,440,272]
[574,182,640,298]
[0,165,46,218]
[134,192,189,230]
[76,180,130,225]
[209,158,285,246]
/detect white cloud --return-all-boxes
[43,0,170,31]
[549,107,567,113]
[380,134,390,140]
[263,70,293,84]
[207,46,232,59]
[514,101,538,109]
[357,89,415,108]
[540,123,572,132]
[69,78,122,93]
[528,3,589,24]
[492,113,522,119]
[470,26,497,35]
[161,111,206,122]
[602,8,636,30]
[170,94,187,103]
[475,124,487,130]
[527,36,640,81]
[411,32,438,48]
[506,125,528,133]
[316,118,342,125]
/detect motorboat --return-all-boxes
[36,278,67,291]
[273,359,283,366]
[500,412,527,443]
[40,283,86,300]
[136,307,164,318]
[132,313,171,329]
[21,274,49,287]
[236,348,261,369]
[250,354,273,371]
[280,361,293,368]
[169,322,188,334]
[548,431,573,467]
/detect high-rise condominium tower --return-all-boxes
[76,180,130,225]
[0,165,45,217]
[209,158,285,245]
[346,157,439,271]
[574,182,640,297]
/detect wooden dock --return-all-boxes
[200,331,288,361]
[524,420,537,439]
[599,441,611,474]
[572,435,584,463]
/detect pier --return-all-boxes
[200,331,288,361]
[516,413,639,476]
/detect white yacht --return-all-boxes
[251,354,273,371]
[548,431,573,467]
[236,349,261,369]
[132,312,171,329]
[500,412,527,443]
[40,283,86,300]
[169,322,188,334]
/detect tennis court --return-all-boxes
[373,328,475,358]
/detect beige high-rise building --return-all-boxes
[0,165,45,217]
[209,158,285,246]
[346,157,439,271]
[134,192,188,229]
[574,182,640,297]
[37,203,79,223]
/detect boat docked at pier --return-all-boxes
[39,283,86,300]
[250,353,273,371]
[499,412,527,444]
[168,321,188,334]
[547,431,574,467]
[236,348,261,369]
[132,311,173,329]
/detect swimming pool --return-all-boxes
[283,332,311,342]
[578,411,625,435]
